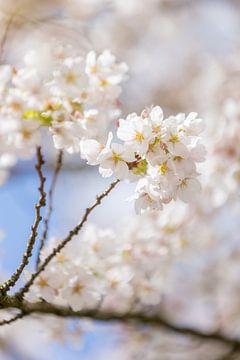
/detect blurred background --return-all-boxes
[1,0,240,359]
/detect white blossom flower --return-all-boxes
[182,112,205,136]
[80,138,105,165]
[117,113,152,155]
[50,56,88,98]
[86,50,128,86]
[134,178,163,214]
[60,269,101,311]
[98,141,135,179]
[136,272,165,306]
[176,177,201,202]
[50,119,83,154]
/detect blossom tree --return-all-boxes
[0,1,240,359]
[0,43,205,308]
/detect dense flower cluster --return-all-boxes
[0,46,128,182]
[26,206,192,312]
[81,106,206,213]
[0,46,206,213]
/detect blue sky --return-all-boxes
[0,159,133,359]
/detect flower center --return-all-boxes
[37,277,48,288]
[65,71,77,84]
[179,178,188,189]
[72,284,83,294]
[158,162,168,175]
[169,134,179,144]
[99,79,109,87]
[135,132,144,142]
[111,152,122,162]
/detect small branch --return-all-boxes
[0,15,14,63]
[36,150,63,268]
[0,311,27,327]
[0,147,46,295]
[17,179,120,299]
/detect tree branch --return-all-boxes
[16,179,120,299]
[0,147,46,295]
[0,294,240,351]
[0,15,14,62]
[36,150,63,268]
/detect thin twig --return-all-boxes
[0,15,14,63]
[0,312,27,326]
[0,147,46,295]
[16,179,120,299]
[36,150,63,268]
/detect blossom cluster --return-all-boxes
[81,106,206,213]
[0,44,206,213]
[26,206,190,312]
[0,46,128,184]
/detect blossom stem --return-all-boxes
[16,179,120,299]
[0,147,46,295]
[36,150,63,268]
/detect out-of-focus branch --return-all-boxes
[16,179,120,299]
[216,342,240,360]
[0,294,240,352]
[0,15,14,62]
[0,147,46,295]
[36,150,63,268]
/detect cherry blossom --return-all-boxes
[0,46,128,186]
[26,207,190,311]
[81,106,206,213]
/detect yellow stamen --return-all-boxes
[22,129,32,140]
[179,178,187,189]
[110,280,119,289]
[135,132,144,142]
[152,125,160,133]
[169,134,179,144]
[158,162,168,175]
[162,225,176,233]
[65,72,77,84]
[72,284,83,294]
[90,65,98,73]
[11,102,22,112]
[37,277,48,288]
[99,79,109,87]
[92,243,99,252]
[111,152,122,162]
[80,91,88,99]
[56,254,66,263]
